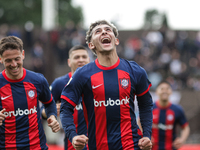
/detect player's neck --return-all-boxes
[97,51,119,67]
[71,71,75,76]
[159,100,170,107]
[5,68,23,80]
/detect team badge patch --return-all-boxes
[27,90,36,99]
[167,114,174,121]
[119,78,129,89]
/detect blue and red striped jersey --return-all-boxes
[60,58,153,150]
[50,72,88,150]
[152,101,188,150]
[0,68,56,150]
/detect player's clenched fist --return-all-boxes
[72,135,89,150]
[47,115,60,133]
[138,137,152,150]
[0,108,6,126]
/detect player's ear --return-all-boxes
[68,59,71,67]
[115,38,119,46]
[22,50,25,60]
[88,42,95,50]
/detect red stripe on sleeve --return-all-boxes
[74,108,78,132]
[181,122,189,128]
[118,70,135,150]
[65,89,74,150]
[24,82,41,149]
[42,95,53,104]
[61,95,76,107]
[91,72,109,150]
[1,84,17,149]
[136,83,152,97]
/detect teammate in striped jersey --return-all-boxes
[151,80,190,150]
[60,20,153,150]
[42,45,90,150]
[0,36,60,150]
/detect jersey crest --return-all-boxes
[27,89,36,99]
[167,114,174,121]
[119,78,129,89]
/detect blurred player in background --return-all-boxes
[60,20,153,150]
[0,36,60,150]
[42,45,90,150]
[151,80,190,150]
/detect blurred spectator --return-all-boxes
[31,41,45,74]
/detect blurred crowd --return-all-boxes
[0,22,200,91]
[118,29,200,91]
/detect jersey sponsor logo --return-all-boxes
[152,123,173,130]
[4,106,37,117]
[92,84,103,89]
[1,95,12,100]
[75,103,83,110]
[119,78,129,89]
[94,96,130,107]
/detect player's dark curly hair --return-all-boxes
[0,36,23,56]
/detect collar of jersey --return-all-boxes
[68,72,72,78]
[95,58,120,70]
[3,68,26,83]
[156,100,172,109]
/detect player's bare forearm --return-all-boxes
[56,103,61,116]
[173,125,190,149]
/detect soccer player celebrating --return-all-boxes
[60,20,153,150]
[151,80,190,150]
[0,36,60,149]
[42,45,90,150]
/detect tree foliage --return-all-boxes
[142,9,169,30]
[0,0,83,27]
[59,0,83,26]
[0,0,42,26]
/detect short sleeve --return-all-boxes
[135,66,152,97]
[61,69,84,106]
